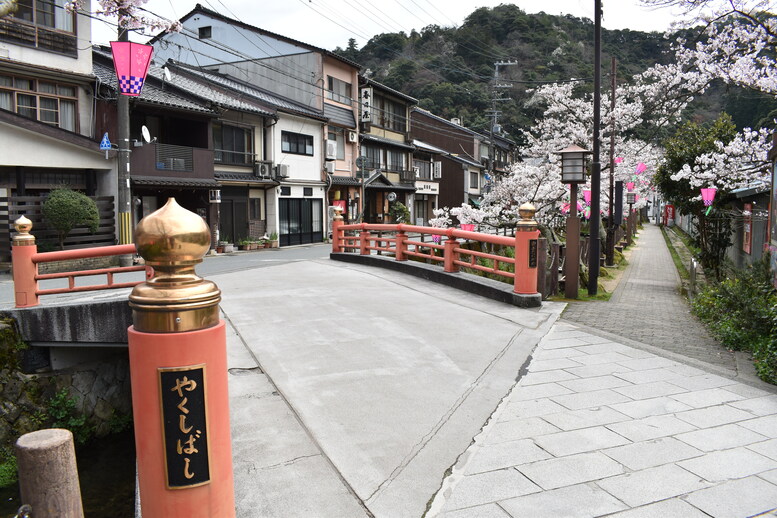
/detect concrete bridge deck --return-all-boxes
[216,258,562,517]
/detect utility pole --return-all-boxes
[588,0,602,295]
[606,57,616,267]
[488,61,517,184]
[117,16,132,264]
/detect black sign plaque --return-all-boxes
[159,364,210,489]
[529,239,538,268]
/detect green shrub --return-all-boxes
[388,202,411,224]
[692,256,777,384]
[47,389,93,444]
[0,447,17,488]
[41,187,99,250]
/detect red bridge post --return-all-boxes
[11,216,39,308]
[360,228,371,255]
[395,225,407,261]
[443,230,460,273]
[332,207,343,253]
[514,203,540,295]
[127,198,235,517]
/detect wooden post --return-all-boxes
[11,216,39,308]
[128,198,235,517]
[16,429,84,517]
[514,203,540,295]
[550,243,560,296]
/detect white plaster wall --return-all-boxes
[0,122,109,169]
[274,115,324,183]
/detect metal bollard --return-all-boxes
[127,198,235,517]
[15,429,84,518]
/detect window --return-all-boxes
[413,160,431,180]
[372,95,405,132]
[198,26,212,39]
[3,0,77,55]
[326,76,352,105]
[362,145,381,170]
[327,128,345,160]
[387,150,405,173]
[280,186,291,196]
[249,198,262,220]
[470,171,479,189]
[281,131,314,156]
[0,74,77,131]
[213,122,253,165]
[303,187,313,197]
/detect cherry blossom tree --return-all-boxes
[66,0,181,33]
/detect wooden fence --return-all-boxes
[1,196,116,260]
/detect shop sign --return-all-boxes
[415,181,439,194]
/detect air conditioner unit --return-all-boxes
[324,162,335,174]
[433,161,442,179]
[325,140,337,160]
[275,164,290,178]
[347,130,358,143]
[413,166,420,178]
[164,157,186,170]
[254,162,272,178]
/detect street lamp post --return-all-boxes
[558,145,591,299]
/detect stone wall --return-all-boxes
[37,256,118,275]
[0,320,132,450]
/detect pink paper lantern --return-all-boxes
[626,182,635,191]
[635,162,647,174]
[700,187,717,207]
[110,41,153,96]
[614,157,624,164]
[460,224,475,232]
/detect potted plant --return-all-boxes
[238,238,251,251]
[269,231,279,248]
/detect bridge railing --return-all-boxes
[11,216,149,308]
[332,204,541,296]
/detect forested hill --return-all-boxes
[333,4,777,146]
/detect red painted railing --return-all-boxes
[332,220,540,296]
[12,241,150,308]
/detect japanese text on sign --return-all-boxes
[159,365,210,489]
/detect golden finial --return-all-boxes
[13,215,35,246]
[516,203,538,231]
[129,198,220,333]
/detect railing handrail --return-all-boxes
[337,223,515,247]
[332,216,541,300]
[32,244,137,264]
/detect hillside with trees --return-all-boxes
[334,4,777,146]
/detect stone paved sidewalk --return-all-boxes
[429,322,777,517]
[561,223,739,374]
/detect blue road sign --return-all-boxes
[100,132,111,150]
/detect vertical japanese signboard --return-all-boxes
[159,365,210,489]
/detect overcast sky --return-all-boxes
[91,0,684,49]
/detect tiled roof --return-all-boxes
[93,58,215,114]
[215,171,276,184]
[324,103,356,129]
[170,62,326,120]
[412,139,448,155]
[132,176,218,188]
[330,175,361,186]
[447,154,483,169]
[362,134,414,151]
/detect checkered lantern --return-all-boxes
[110,41,153,97]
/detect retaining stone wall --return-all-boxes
[37,256,118,275]
[0,321,131,450]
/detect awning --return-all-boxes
[469,196,482,207]
[131,175,218,188]
[361,134,415,151]
[330,175,362,186]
